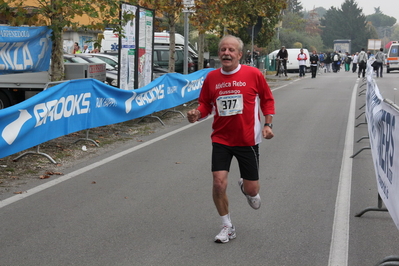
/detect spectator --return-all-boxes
[73,42,82,54]
[374,48,385,78]
[82,44,91,54]
[332,51,341,73]
[309,50,319,78]
[352,52,358,73]
[344,52,352,72]
[297,48,307,77]
[357,48,368,78]
[324,52,332,73]
[275,46,288,77]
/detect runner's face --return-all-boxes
[218,37,242,72]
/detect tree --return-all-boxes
[367,12,397,28]
[190,0,228,69]
[286,0,303,15]
[366,11,397,41]
[2,0,133,81]
[303,7,326,20]
[282,12,306,33]
[320,0,371,53]
[141,0,186,73]
[391,25,399,41]
[275,3,327,52]
[305,9,322,36]
[190,0,286,65]
[218,0,287,47]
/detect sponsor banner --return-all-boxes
[0,26,52,74]
[366,68,399,230]
[0,68,213,158]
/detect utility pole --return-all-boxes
[183,0,195,74]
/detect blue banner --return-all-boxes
[0,68,213,158]
[0,26,52,74]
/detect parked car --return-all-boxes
[64,54,118,86]
[89,53,119,70]
[90,52,168,81]
[153,64,169,80]
[153,45,195,74]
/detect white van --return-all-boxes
[100,30,199,56]
[100,30,119,53]
[154,31,198,57]
[269,48,310,73]
[154,31,208,70]
[387,41,399,73]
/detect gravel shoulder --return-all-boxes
[0,75,288,199]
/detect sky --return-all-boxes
[301,0,399,23]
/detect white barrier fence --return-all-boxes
[363,63,399,230]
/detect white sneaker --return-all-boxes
[215,225,236,243]
[238,178,261,209]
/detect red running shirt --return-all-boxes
[197,64,275,146]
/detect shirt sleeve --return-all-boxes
[258,72,275,116]
[197,75,214,119]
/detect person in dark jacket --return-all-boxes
[331,51,341,73]
[324,52,332,72]
[309,50,319,78]
[275,46,288,76]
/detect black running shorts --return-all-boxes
[211,142,260,181]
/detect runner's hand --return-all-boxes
[187,109,200,123]
[262,126,274,139]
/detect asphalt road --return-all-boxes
[0,68,398,266]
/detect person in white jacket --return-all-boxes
[297,49,307,77]
[357,48,368,78]
[82,45,91,54]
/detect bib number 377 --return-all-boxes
[216,94,244,116]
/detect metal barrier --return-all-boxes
[353,68,398,264]
[352,76,386,214]
[260,55,276,71]
[12,81,68,164]
[375,256,399,266]
[351,78,370,159]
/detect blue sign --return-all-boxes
[0,26,53,74]
[0,68,213,158]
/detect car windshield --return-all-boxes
[94,56,118,68]
[67,57,88,63]
[83,56,114,70]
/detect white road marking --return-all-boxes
[0,116,212,209]
[328,81,358,266]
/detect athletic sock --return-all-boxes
[221,213,232,227]
[250,194,260,200]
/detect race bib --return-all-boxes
[216,94,244,116]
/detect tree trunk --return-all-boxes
[50,31,65,82]
[168,13,176,73]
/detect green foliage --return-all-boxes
[265,38,281,54]
[392,25,399,41]
[206,0,286,47]
[303,7,326,20]
[282,12,306,32]
[277,21,325,52]
[366,13,397,28]
[205,34,220,56]
[286,0,303,15]
[320,0,372,53]
[292,42,302,48]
